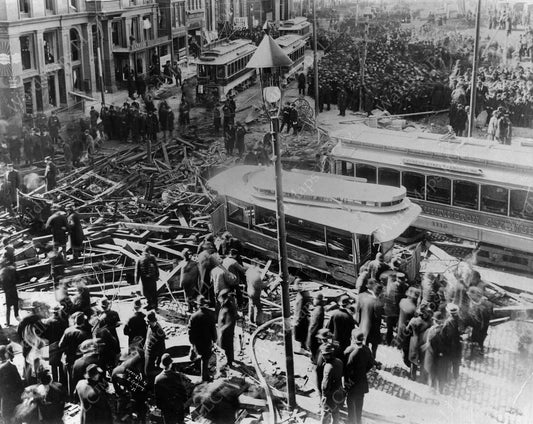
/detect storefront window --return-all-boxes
[481,185,508,216]
[453,180,479,210]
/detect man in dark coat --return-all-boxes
[337,87,347,116]
[135,247,160,310]
[440,303,462,381]
[44,156,57,192]
[344,330,378,424]
[297,72,306,95]
[320,343,344,424]
[45,209,69,253]
[188,295,217,381]
[35,369,66,424]
[288,104,299,135]
[76,364,113,424]
[144,311,166,385]
[217,289,238,367]
[234,122,246,157]
[43,305,68,384]
[0,344,23,424]
[327,295,356,357]
[48,111,61,145]
[154,353,188,424]
[293,281,311,351]
[196,241,217,304]
[356,279,382,358]
[179,249,200,313]
[383,274,402,346]
[59,311,92,396]
[367,252,389,281]
[307,292,325,364]
[5,164,19,207]
[124,298,147,351]
[67,207,84,260]
[0,263,19,327]
[224,123,235,156]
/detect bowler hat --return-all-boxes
[84,364,103,379]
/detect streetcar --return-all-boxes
[208,165,421,285]
[329,126,533,273]
[195,38,257,102]
[275,33,307,80]
[278,17,311,40]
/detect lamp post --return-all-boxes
[246,34,297,408]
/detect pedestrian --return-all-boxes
[298,72,306,96]
[93,312,121,373]
[453,104,468,136]
[89,106,99,129]
[355,279,381,358]
[293,280,311,351]
[0,344,23,424]
[33,369,66,424]
[71,339,103,394]
[144,311,166,385]
[196,238,218,304]
[222,103,232,132]
[217,289,238,367]
[289,103,299,135]
[67,207,84,260]
[245,265,269,325]
[135,247,160,311]
[423,311,446,393]
[76,364,113,424]
[172,62,182,86]
[466,286,493,355]
[0,261,19,327]
[224,123,235,156]
[337,87,347,116]
[43,305,68,384]
[189,295,217,382]
[45,208,69,253]
[383,274,402,346]
[44,156,57,192]
[178,99,190,127]
[307,292,325,364]
[213,104,221,134]
[327,295,356,357]
[487,110,499,141]
[48,111,61,145]
[179,249,200,313]
[154,353,188,424]
[344,330,379,424]
[498,113,512,144]
[440,303,462,382]
[319,343,344,424]
[124,298,147,351]
[234,122,246,157]
[367,252,389,281]
[405,305,433,381]
[397,287,420,362]
[163,60,173,84]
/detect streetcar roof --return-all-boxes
[275,34,307,48]
[194,39,257,65]
[208,165,421,242]
[329,126,533,186]
[279,17,310,29]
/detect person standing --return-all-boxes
[320,343,344,424]
[34,369,66,424]
[71,339,103,392]
[405,306,433,381]
[487,110,499,141]
[144,311,166,385]
[245,265,268,325]
[424,311,446,393]
[196,240,217,304]
[383,274,402,346]
[466,286,493,355]
[76,364,113,424]
[280,102,291,133]
[188,295,217,382]
[5,164,19,208]
[154,354,188,424]
[217,289,238,367]
[45,209,69,253]
[44,156,57,192]
[135,247,160,310]
[440,303,462,382]
[0,344,23,424]
[298,72,306,96]
[344,330,378,424]
[172,62,182,86]
[367,252,389,281]
[293,281,311,351]
[124,298,147,351]
[397,287,420,363]
[224,123,235,156]
[213,104,221,135]
[234,122,246,157]
[0,262,19,327]
[307,292,325,364]
[67,207,84,260]
[337,87,347,116]
[327,295,356,357]
[89,106,100,130]
[355,279,381,358]
[43,305,68,384]
[48,111,61,145]
[178,99,190,127]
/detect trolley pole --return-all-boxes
[468,0,481,138]
[313,0,319,118]
[96,13,106,105]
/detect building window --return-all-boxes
[19,0,30,14]
[131,17,140,43]
[70,29,81,61]
[355,164,376,184]
[378,167,400,187]
[69,0,79,12]
[72,66,83,90]
[510,190,533,221]
[143,16,153,40]
[402,171,425,199]
[426,175,451,204]
[453,180,479,210]
[20,35,35,70]
[481,185,508,216]
[43,31,58,64]
[112,20,126,47]
[45,0,55,13]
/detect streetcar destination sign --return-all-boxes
[403,158,484,175]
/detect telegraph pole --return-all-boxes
[313,0,319,117]
[96,13,106,105]
[468,0,481,138]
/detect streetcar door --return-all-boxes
[210,203,226,234]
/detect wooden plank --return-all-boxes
[146,242,185,259]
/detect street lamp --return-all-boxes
[246,34,297,408]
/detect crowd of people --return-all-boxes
[292,253,494,423]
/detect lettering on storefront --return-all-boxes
[419,202,533,237]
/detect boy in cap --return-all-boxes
[124,298,147,351]
[154,353,187,424]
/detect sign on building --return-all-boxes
[233,17,248,29]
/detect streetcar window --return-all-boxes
[426,175,451,204]
[198,65,206,77]
[378,168,400,187]
[253,207,277,236]
[357,235,372,263]
[285,215,327,255]
[453,180,479,210]
[402,171,425,199]
[480,185,509,216]
[217,65,225,79]
[510,190,533,221]
[227,200,248,226]
[356,164,376,183]
[341,161,354,177]
[326,227,353,261]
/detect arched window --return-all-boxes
[70,28,80,61]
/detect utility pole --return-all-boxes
[96,13,106,105]
[313,0,319,117]
[468,0,481,138]
[167,2,175,65]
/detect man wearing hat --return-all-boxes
[124,298,147,351]
[179,248,200,313]
[319,343,344,424]
[383,273,402,346]
[245,265,269,325]
[45,208,69,254]
[307,292,325,364]
[144,311,166,385]
[43,304,68,384]
[44,156,57,192]
[135,247,160,311]
[327,294,355,357]
[0,344,23,424]
[217,288,238,367]
[188,295,217,381]
[0,260,20,327]
[4,163,19,208]
[154,353,188,424]
[34,369,66,424]
[367,252,390,281]
[466,286,493,355]
[98,296,121,341]
[76,364,113,424]
[344,329,379,424]
[72,339,103,391]
[355,279,381,358]
[440,303,462,381]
